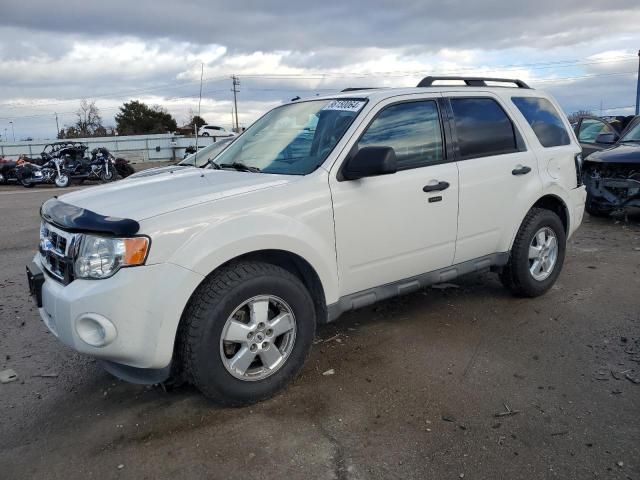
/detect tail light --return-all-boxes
[574,153,583,187]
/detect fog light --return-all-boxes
[76,314,117,347]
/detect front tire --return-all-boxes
[178,261,316,406]
[500,208,566,297]
[101,169,115,182]
[55,174,70,188]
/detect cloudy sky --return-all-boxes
[1,0,639,141]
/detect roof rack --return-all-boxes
[417,76,530,89]
[340,87,377,92]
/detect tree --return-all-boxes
[186,108,207,130]
[191,115,207,129]
[75,99,103,136]
[115,100,178,135]
[567,110,594,124]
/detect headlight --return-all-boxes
[74,234,150,279]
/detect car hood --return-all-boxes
[586,142,640,164]
[128,164,190,178]
[59,168,298,221]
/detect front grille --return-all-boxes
[39,222,77,285]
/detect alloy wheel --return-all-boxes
[528,227,558,281]
[219,295,296,381]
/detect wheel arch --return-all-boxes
[185,248,328,325]
[507,193,570,253]
[531,194,569,233]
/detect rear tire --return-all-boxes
[177,261,316,406]
[20,178,35,188]
[500,208,566,297]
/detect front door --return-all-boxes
[329,97,459,296]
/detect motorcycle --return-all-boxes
[91,147,134,179]
[0,159,19,185]
[37,142,114,187]
[14,157,62,188]
[0,156,57,188]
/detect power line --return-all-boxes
[1,68,637,121]
[0,55,636,111]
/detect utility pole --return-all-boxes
[195,63,204,153]
[635,49,640,116]
[55,112,60,138]
[9,121,14,142]
[231,75,240,133]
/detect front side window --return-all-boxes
[511,97,571,147]
[213,99,366,175]
[450,97,519,159]
[578,118,615,143]
[357,101,443,169]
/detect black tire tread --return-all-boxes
[177,260,312,406]
[500,207,565,297]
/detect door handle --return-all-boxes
[512,166,531,176]
[423,181,450,192]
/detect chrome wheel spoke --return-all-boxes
[228,346,257,375]
[531,258,542,274]
[269,312,295,338]
[248,298,270,326]
[546,236,557,251]
[529,245,542,259]
[536,230,546,247]
[259,346,284,370]
[223,319,252,343]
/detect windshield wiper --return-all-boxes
[205,159,221,169]
[218,162,261,172]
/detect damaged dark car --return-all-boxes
[582,116,640,216]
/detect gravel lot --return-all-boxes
[0,184,639,480]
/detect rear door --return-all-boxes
[445,94,542,264]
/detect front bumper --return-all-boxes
[34,255,204,370]
[584,175,640,209]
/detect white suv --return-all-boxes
[27,77,586,405]
[197,124,236,138]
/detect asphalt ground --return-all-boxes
[0,183,638,480]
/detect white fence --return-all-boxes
[0,133,221,162]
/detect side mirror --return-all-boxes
[595,132,618,144]
[342,146,398,180]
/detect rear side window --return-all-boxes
[512,97,570,147]
[450,98,518,159]
[358,100,443,169]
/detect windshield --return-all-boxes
[620,120,640,142]
[213,99,366,175]
[179,139,233,167]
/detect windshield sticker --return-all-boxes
[322,100,366,112]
